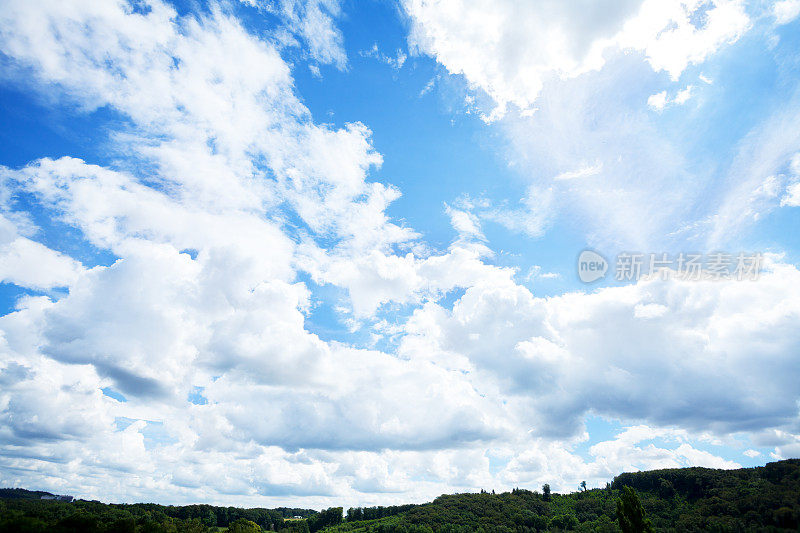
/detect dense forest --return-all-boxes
[1,459,798,532]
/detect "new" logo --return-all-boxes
[577,250,608,283]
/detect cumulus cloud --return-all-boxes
[401,262,800,439]
[402,0,749,118]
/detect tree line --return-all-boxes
[3,459,799,532]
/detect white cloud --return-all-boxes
[554,162,603,181]
[419,76,437,97]
[403,0,749,118]
[445,204,484,239]
[648,85,694,110]
[615,0,750,80]
[674,84,694,105]
[480,185,555,238]
[0,214,84,291]
[781,152,800,206]
[633,302,668,318]
[486,51,800,251]
[243,0,348,68]
[744,449,761,458]
[401,261,800,439]
[647,90,668,111]
[773,0,800,24]
[498,424,740,491]
[588,426,740,472]
[497,64,708,250]
[360,43,407,70]
[709,108,800,245]
[523,266,561,283]
[782,183,800,206]
[298,243,514,317]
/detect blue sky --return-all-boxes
[0,0,800,508]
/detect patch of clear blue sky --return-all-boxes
[114,417,178,449]
[102,387,128,403]
[187,386,209,405]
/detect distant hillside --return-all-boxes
[0,488,56,500]
[331,459,800,532]
[1,459,798,532]
[0,494,317,533]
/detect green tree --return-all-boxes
[542,484,551,502]
[307,508,342,533]
[616,486,653,533]
[657,478,675,499]
[550,513,578,530]
[227,518,262,533]
[201,508,217,527]
[580,481,587,492]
